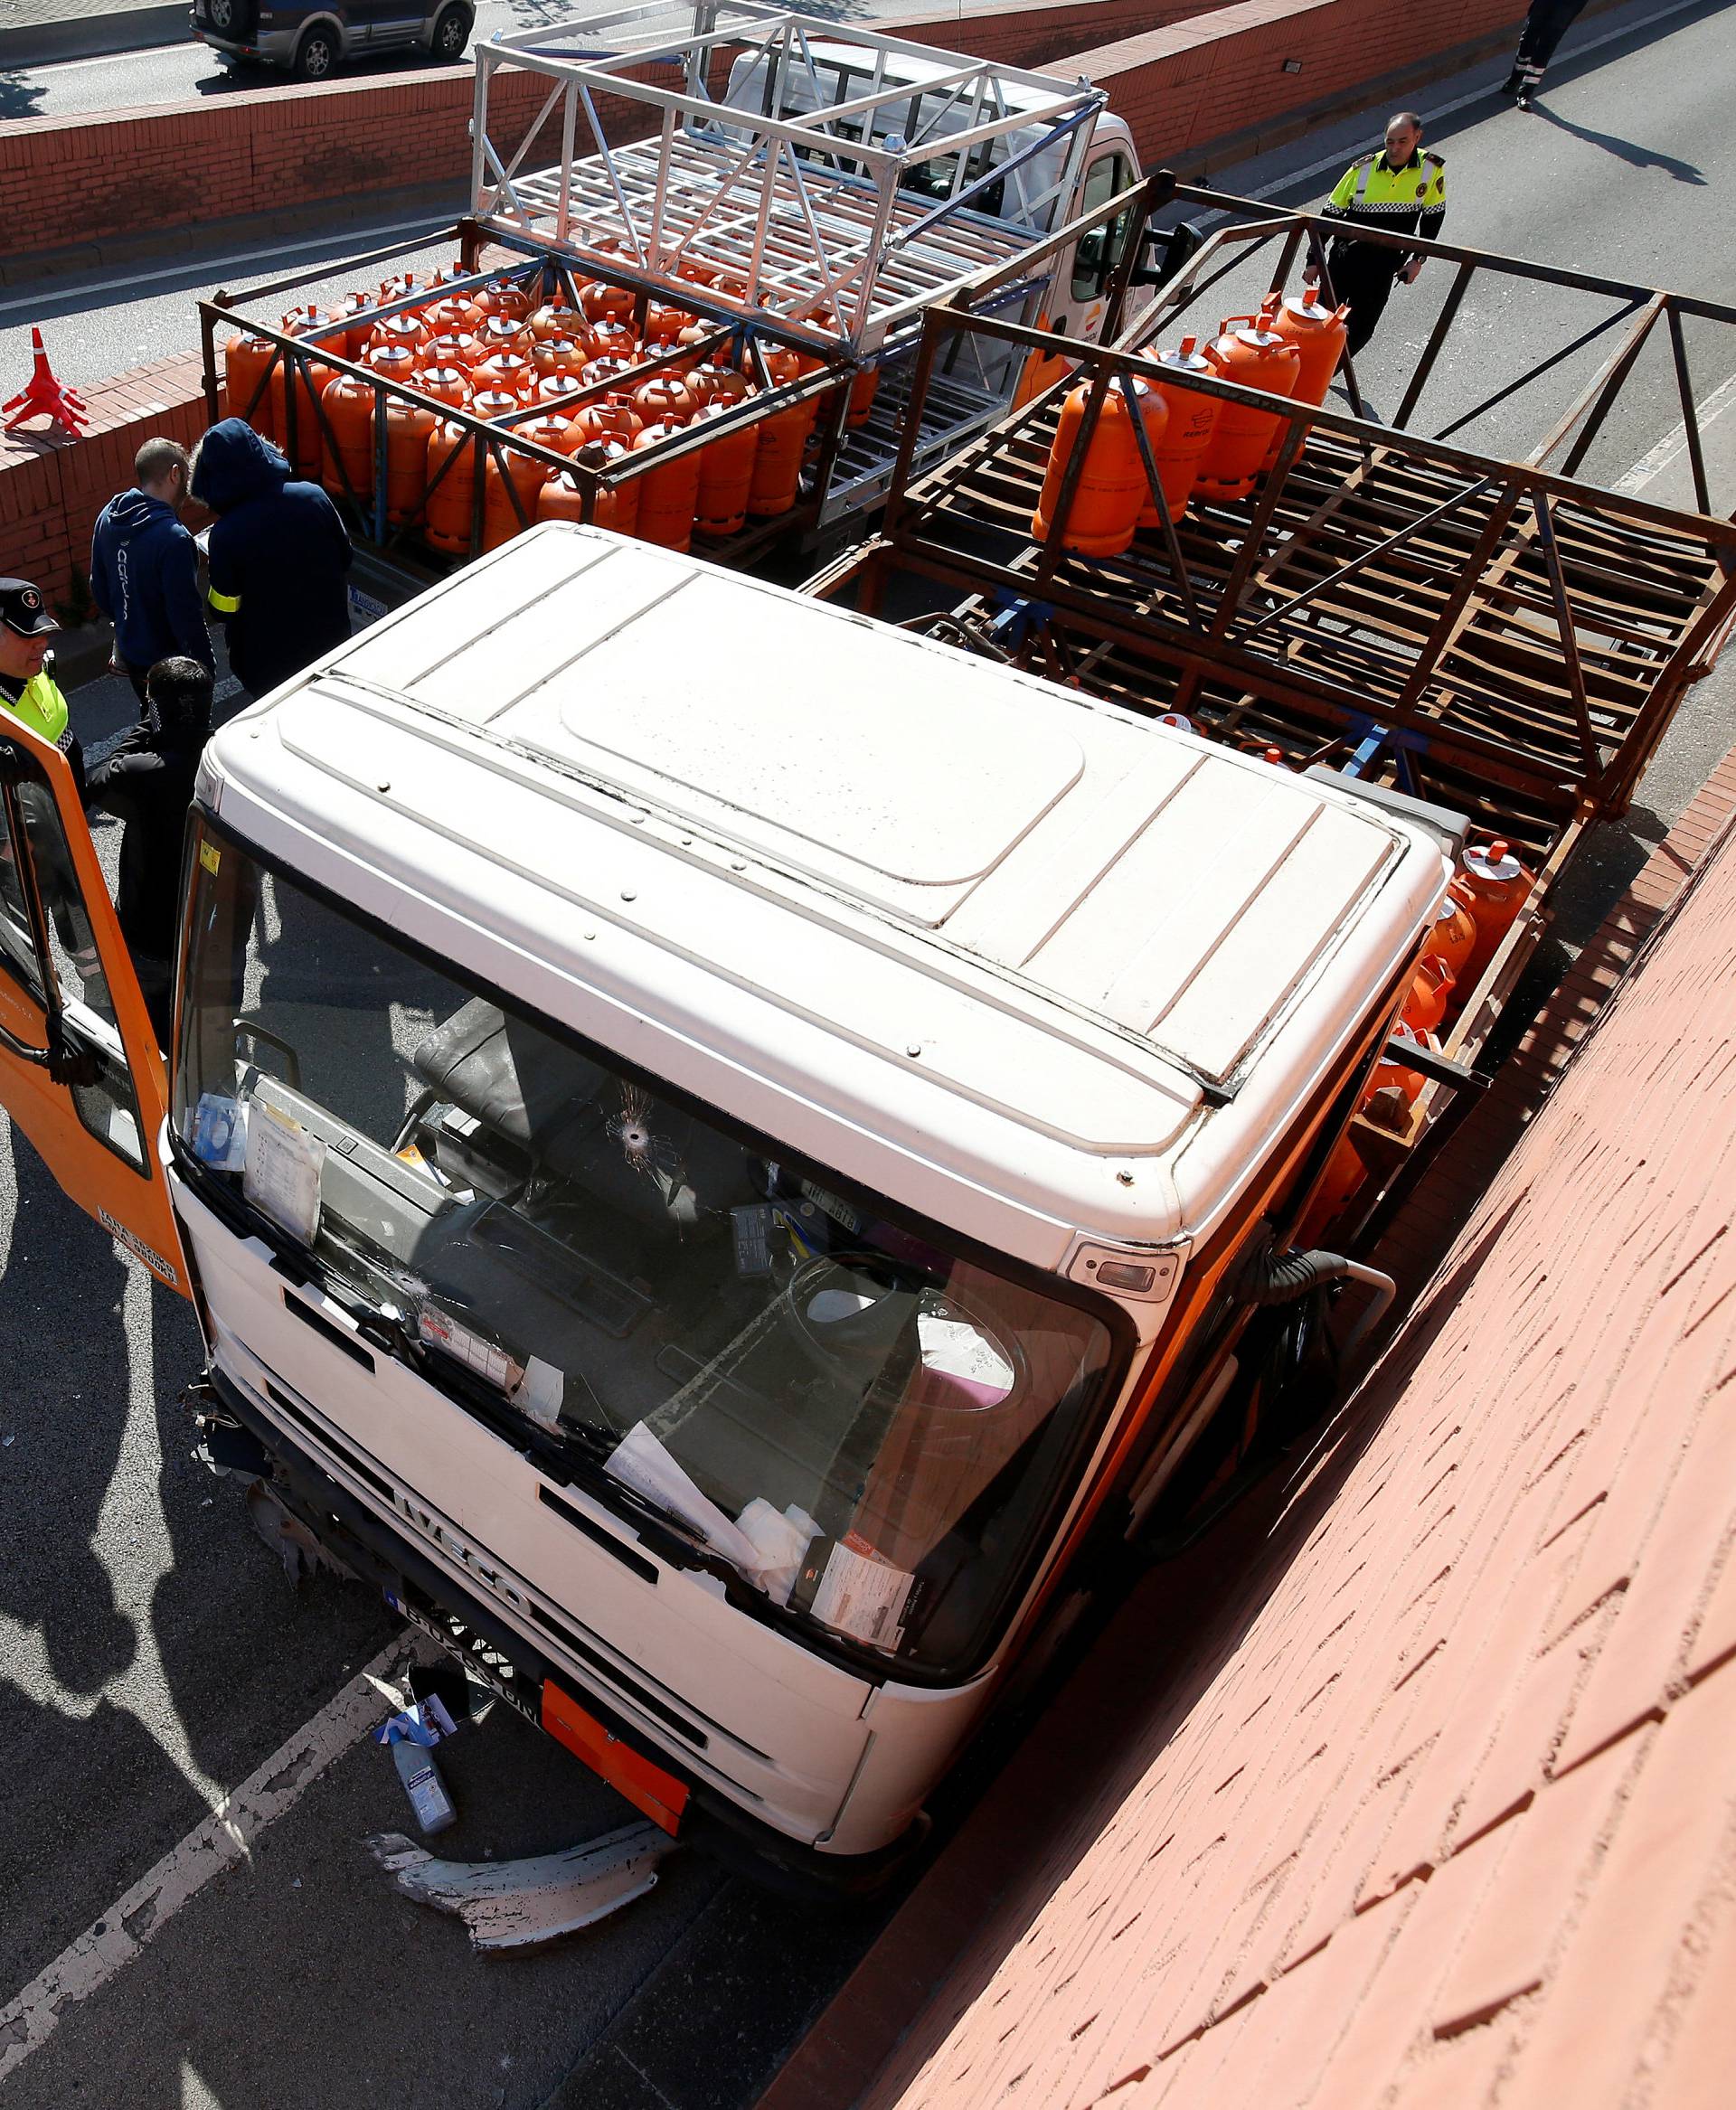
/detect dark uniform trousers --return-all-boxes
[1327,241,1401,357]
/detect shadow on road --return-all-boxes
[1525,98,1707,184]
[0,69,47,118]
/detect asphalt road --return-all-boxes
[2,3,1734,2106]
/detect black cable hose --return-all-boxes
[1241,1241,1355,1305]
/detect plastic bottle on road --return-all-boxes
[392,1737,457,1835]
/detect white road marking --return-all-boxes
[0,1634,423,2083]
[1614,365,1736,495]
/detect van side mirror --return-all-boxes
[1130,218,1206,288]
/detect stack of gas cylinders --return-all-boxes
[1029,286,1351,555]
[1301,836,1536,1238]
[222,263,876,558]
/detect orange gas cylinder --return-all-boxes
[473,280,532,324]
[688,363,750,412]
[282,303,341,346]
[676,319,718,366]
[527,303,571,345]
[845,362,879,429]
[571,399,643,446]
[632,372,698,428]
[223,333,279,437]
[517,412,580,463]
[367,312,431,364]
[384,398,439,528]
[532,336,586,382]
[644,302,695,347]
[1421,888,1477,984]
[333,293,375,362]
[1456,839,1534,988]
[588,317,638,363]
[428,296,484,339]
[1261,287,1349,468]
[1401,953,1456,1033]
[424,419,481,551]
[1360,1022,1438,1131]
[472,352,536,401]
[270,336,338,482]
[580,355,639,400]
[1194,315,1302,503]
[1031,377,1167,559]
[319,372,375,501]
[418,364,472,413]
[632,423,700,551]
[542,439,640,536]
[747,397,807,518]
[692,399,759,539]
[537,372,588,411]
[483,439,552,551]
[580,279,635,327]
[379,272,433,316]
[425,331,483,376]
[794,347,830,437]
[1142,336,1221,523]
[365,344,421,394]
[468,387,523,425]
[1270,287,1348,406]
[478,313,533,358]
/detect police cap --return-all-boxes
[0,580,56,639]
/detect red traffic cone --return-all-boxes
[3,328,90,437]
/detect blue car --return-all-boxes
[189,0,473,81]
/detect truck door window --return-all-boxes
[0,776,148,1169]
[175,818,1127,1677]
[1071,155,1136,303]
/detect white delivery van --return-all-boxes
[0,525,1448,1887]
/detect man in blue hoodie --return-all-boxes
[190,419,353,702]
[90,438,212,704]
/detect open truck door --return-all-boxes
[0,721,188,1295]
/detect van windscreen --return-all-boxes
[173,822,1123,1675]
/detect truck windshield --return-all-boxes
[174,823,1122,1675]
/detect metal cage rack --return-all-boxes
[470,2,1107,355]
[805,171,1736,1179]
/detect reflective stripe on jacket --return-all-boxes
[1322,151,1447,241]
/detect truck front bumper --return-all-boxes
[206,1362,921,1899]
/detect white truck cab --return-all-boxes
[0,526,1447,1885]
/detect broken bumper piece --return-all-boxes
[365,1821,674,1949]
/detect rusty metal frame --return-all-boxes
[828,166,1736,836]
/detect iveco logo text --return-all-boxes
[392,1490,527,1614]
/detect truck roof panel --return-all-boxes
[205,527,1448,1263]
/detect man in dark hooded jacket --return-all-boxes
[190,419,353,701]
[90,438,212,703]
[83,655,212,1046]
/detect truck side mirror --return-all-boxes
[1130,218,1206,288]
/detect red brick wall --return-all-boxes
[0,61,677,264]
[0,354,208,626]
[759,749,1736,2110]
[1079,0,1527,168]
[890,0,1221,72]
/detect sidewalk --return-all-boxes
[0,0,184,70]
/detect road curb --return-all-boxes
[0,4,187,71]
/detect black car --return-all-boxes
[190,1,474,82]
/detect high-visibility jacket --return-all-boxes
[0,659,71,750]
[1321,150,1447,248]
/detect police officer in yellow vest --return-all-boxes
[0,579,78,769]
[1307,111,1447,358]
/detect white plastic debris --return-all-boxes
[364,1821,673,1950]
